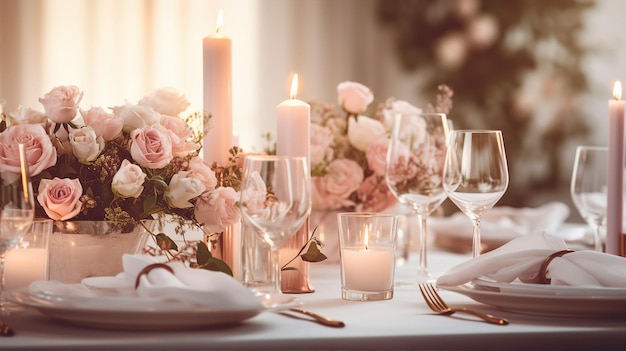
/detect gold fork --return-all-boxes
[418,283,509,325]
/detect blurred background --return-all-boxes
[1,0,625,221]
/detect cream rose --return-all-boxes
[138,87,190,116]
[347,115,386,152]
[165,171,205,209]
[159,115,200,157]
[0,124,57,177]
[187,157,218,191]
[113,103,161,133]
[69,126,104,164]
[195,187,240,233]
[310,123,334,168]
[112,159,146,198]
[337,81,374,115]
[382,100,423,132]
[130,125,174,169]
[81,107,123,141]
[7,106,48,127]
[37,177,83,221]
[38,85,83,124]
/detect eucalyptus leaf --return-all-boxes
[196,241,212,265]
[300,241,328,263]
[155,233,178,251]
[200,257,233,276]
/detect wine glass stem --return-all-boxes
[590,223,603,252]
[270,246,282,295]
[0,255,6,309]
[417,213,428,276]
[472,217,482,258]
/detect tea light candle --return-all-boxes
[203,9,232,166]
[607,81,625,256]
[341,246,395,291]
[4,248,48,291]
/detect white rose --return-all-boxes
[337,81,374,114]
[382,100,423,132]
[69,126,104,164]
[112,103,161,133]
[7,105,48,127]
[112,159,146,198]
[347,115,386,152]
[138,87,190,116]
[165,171,206,209]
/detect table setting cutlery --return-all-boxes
[279,308,345,328]
[418,282,508,325]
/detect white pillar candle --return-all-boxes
[276,74,310,160]
[607,81,625,256]
[341,247,395,291]
[203,9,232,166]
[4,248,48,291]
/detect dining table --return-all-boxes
[2,242,625,351]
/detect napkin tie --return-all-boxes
[538,249,575,284]
[134,263,174,289]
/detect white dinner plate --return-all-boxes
[438,280,626,318]
[9,281,266,331]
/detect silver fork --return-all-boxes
[418,283,509,325]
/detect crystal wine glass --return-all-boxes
[443,130,509,258]
[1,144,35,308]
[240,155,311,308]
[570,146,607,252]
[385,112,449,281]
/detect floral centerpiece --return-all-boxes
[0,86,241,273]
[309,81,453,212]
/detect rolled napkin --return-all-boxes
[431,201,571,253]
[437,233,626,288]
[81,254,263,310]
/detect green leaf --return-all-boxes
[155,233,178,251]
[143,195,157,213]
[196,241,212,265]
[200,257,233,276]
[300,241,328,263]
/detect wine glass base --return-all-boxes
[253,290,302,310]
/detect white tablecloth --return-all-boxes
[2,249,625,351]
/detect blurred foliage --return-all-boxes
[378,0,595,206]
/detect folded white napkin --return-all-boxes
[82,254,263,310]
[437,233,626,288]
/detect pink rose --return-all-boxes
[38,86,83,124]
[365,137,389,176]
[310,124,334,168]
[356,175,397,212]
[0,124,57,177]
[337,81,374,115]
[130,125,174,169]
[195,187,240,233]
[37,177,83,221]
[159,115,200,157]
[187,158,217,191]
[240,171,267,215]
[81,107,123,141]
[138,87,190,116]
[311,159,363,210]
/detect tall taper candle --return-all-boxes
[607,81,625,256]
[276,74,314,293]
[203,9,232,166]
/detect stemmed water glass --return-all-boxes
[240,155,311,308]
[570,146,607,252]
[385,112,449,281]
[443,130,509,258]
[1,144,35,308]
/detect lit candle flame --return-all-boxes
[614,81,622,100]
[364,224,369,250]
[290,74,299,99]
[215,9,223,34]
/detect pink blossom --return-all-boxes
[310,124,334,167]
[195,187,240,233]
[37,178,83,221]
[159,115,200,157]
[356,175,397,212]
[365,137,389,176]
[311,159,363,210]
[38,86,83,124]
[240,171,267,215]
[0,124,57,177]
[130,125,174,169]
[81,107,123,141]
[187,157,217,191]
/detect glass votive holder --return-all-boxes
[4,218,53,291]
[338,212,398,301]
